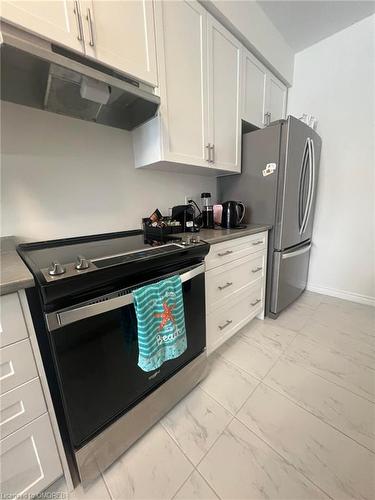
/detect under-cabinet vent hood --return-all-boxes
[0,28,160,131]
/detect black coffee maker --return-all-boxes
[221,201,246,228]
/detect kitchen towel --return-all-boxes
[133,275,187,372]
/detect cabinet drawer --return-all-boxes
[0,293,28,348]
[0,413,62,497]
[0,339,37,395]
[205,232,267,270]
[206,252,266,311]
[207,283,263,354]
[0,378,47,439]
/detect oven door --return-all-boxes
[45,264,206,449]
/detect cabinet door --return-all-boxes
[242,48,267,128]
[207,16,241,173]
[81,0,157,86]
[0,293,28,349]
[0,0,84,52]
[157,0,209,167]
[266,73,287,123]
[0,413,62,497]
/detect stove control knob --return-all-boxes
[48,261,66,276]
[75,255,90,270]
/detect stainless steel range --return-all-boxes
[18,230,209,485]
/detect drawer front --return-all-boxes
[0,413,62,497]
[207,283,263,354]
[0,293,28,349]
[0,339,38,395]
[0,378,47,439]
[206,252,266,311]
[205,232,267,270]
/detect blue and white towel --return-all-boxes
[133,276,187,372]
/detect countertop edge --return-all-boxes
[193,224,271,245]
[0,225,271,295]
[1,241,35,296]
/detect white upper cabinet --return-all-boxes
[1,0,158,86]
[133,4,242,174]
[81,0,158,86]
[207,16,242,173]
[266,73,287,124]
[157,0,208,166]
[0,0,83,52]
[242,48,267,129]
[242,46,287,128]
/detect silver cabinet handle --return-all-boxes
[206,143,211,162]
[74,1,84,41]
[86,7,95,47]
[251,266,262,273]
[218,319,233,331]
[210,144,215,163]
[250,299,261,307]
[218,281,233,291]
[218,250,233,257]
[252,240,263,246]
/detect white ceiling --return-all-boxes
[257,1,375,52]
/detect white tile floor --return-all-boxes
[46,292,375,499]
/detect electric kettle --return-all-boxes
[221,201,246,228]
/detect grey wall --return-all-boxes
[288,15,375,303]
[1,102,216,241]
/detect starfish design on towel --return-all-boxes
[154,302,176,331]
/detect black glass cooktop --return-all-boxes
[18,230,183,271]
[18,230,210,306]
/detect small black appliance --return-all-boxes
[221,201,246,228]
[201,193,214,229]
[171,204,195,231]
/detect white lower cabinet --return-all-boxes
[0,339,38,395]
[0,292,63,496]
[0,413,62,497]
[205,232,268,354]
[0,378,47,439]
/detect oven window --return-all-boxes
[50,274,205,448]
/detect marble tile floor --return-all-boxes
[45,292,375,500]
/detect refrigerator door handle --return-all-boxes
[282,243,312,259]
[301,138,316,234]
[300,138,313,234]
[298,138,309,232]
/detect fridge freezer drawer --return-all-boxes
[270,243,311,315]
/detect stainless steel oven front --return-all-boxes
[45,263,207,482]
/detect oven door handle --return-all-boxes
[46,264,205,331]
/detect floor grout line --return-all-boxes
[100,471,114,500]
[260,378,375,455]
[232,414,335,500]
[281,341,375,405]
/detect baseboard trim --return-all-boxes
[306,284,375,307]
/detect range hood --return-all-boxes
[0,27,160,131]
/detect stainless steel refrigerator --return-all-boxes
[218,116,322,317]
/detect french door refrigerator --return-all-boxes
[218,116,322,317]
